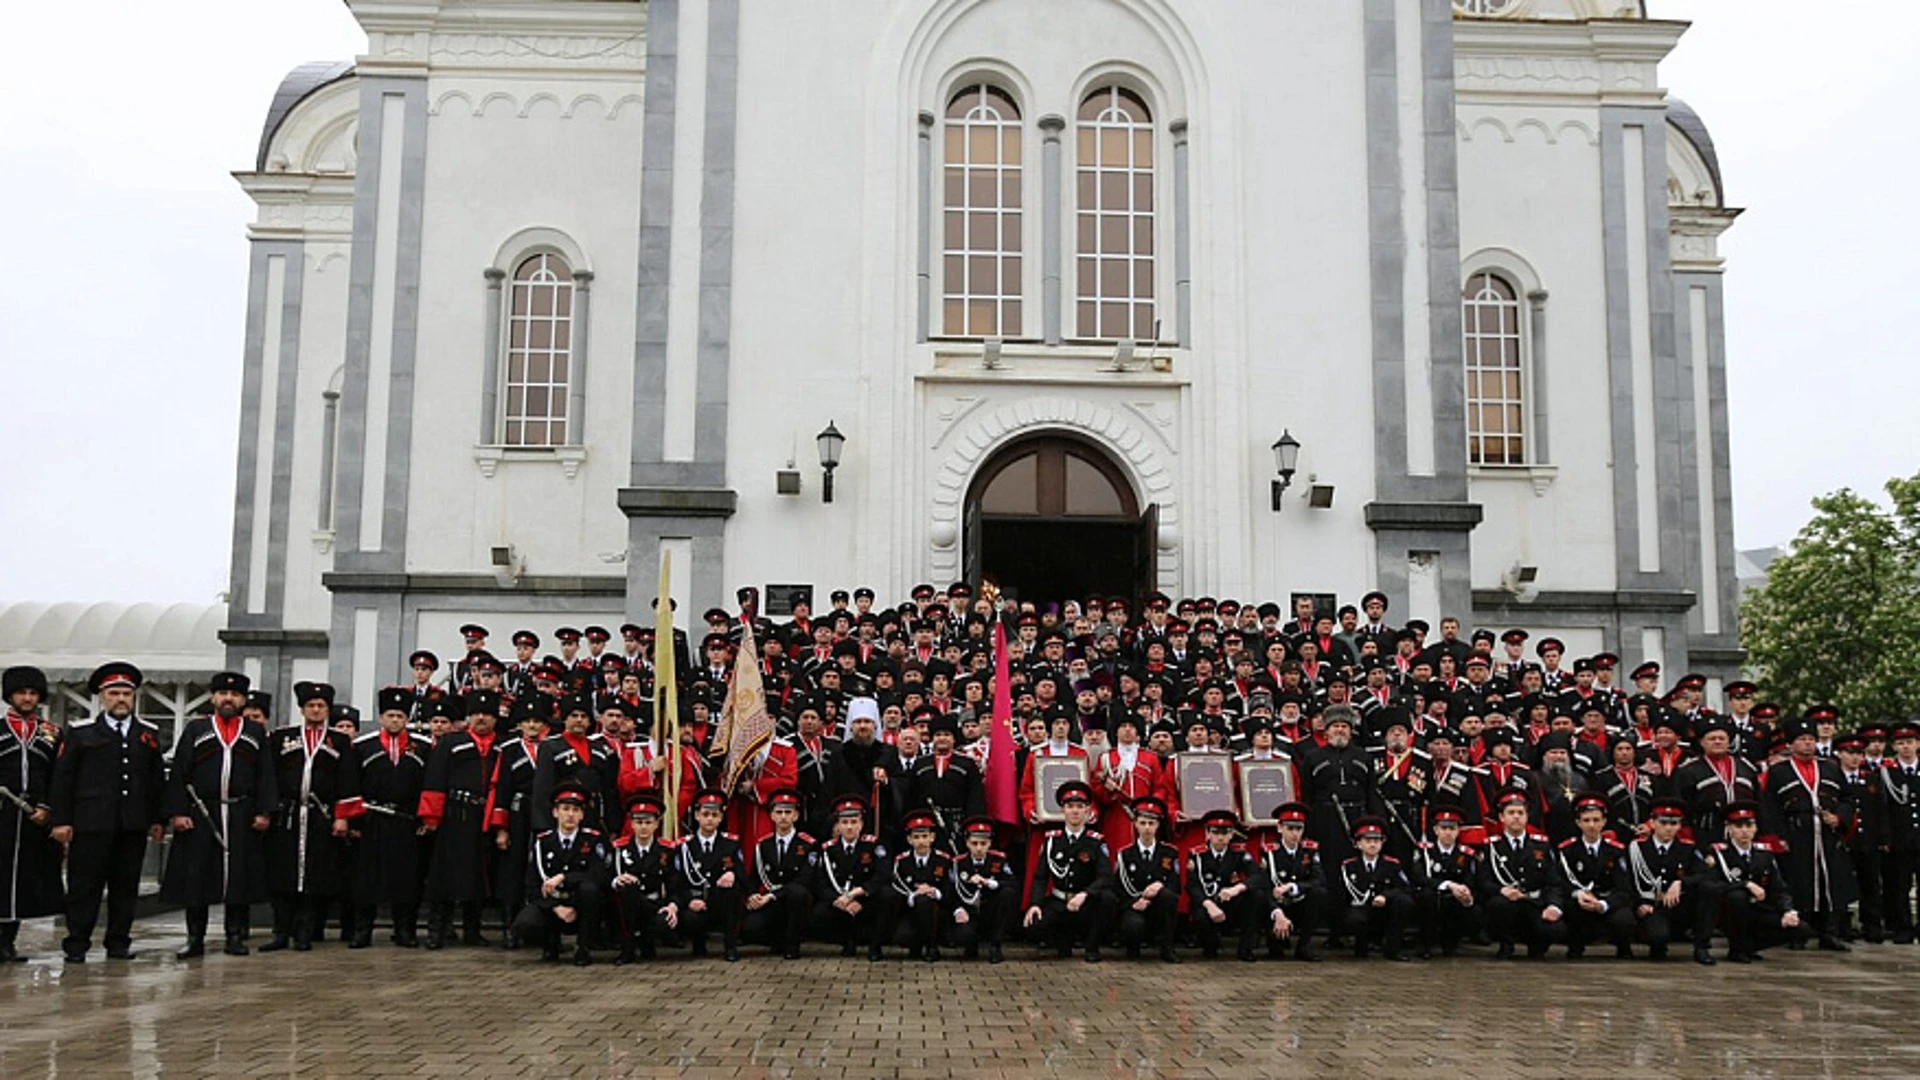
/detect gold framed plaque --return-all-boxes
[1175,753,1236,821]
[1034,756,1091,823]
[1238,760,1297,826]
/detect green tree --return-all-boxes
[1740,471,1920,726]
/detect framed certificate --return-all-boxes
[1176,753,1236,821]
[1034,756,1091,822]
[1238,760,1297,826]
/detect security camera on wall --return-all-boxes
[491,544,524,588]
[1501,561,1540,604]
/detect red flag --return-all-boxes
[986,618,1018,824]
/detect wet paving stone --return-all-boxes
[4,916,1920,1077]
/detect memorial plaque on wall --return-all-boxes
[1034,757,1091,823]
[1238,760,1297,826]
[1176,753,1236,821]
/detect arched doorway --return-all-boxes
[963,434,1157,606]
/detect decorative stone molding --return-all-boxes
[473,445,587,479]
[430,33,645,72]
[924,394,1181,590]
[429,90,646,120]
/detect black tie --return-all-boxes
[779,838,788,861]
[562,837,573,853]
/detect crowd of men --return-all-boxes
[3,582,1916,970]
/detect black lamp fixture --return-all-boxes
[1270,430,1300,512]
[817,421,846,503]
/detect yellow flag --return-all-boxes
[651,551,681,839]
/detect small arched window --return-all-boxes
[943,84,1023,338]
[1461,271,1526,466]
[504,252,574,447]
[1075,86,1155,342]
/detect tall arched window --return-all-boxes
[1461,271,1526,465]
[1075,86,1155,342]
[943,84,1023,338]
[504,252,574,447]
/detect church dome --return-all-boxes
[1665,97,1724,204]
[255,60,354,172]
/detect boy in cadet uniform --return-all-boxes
[1023,780,1114,963]
[1112,795,1182,963]
[879,810,950,961]
[1410,805,1478,959]
[609,792,679,964]
[1704,799,1805,962]
[743,788,815,959]
[949,816,1015,963]
[809,794,885,957]
[1555,792,1629,959]
[511,784,608,966]
[1337,816,1414,960]
[1185,808,1259,962]
[1255,801,1325,962]
[675,788,743,960]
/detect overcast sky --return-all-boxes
[1,1,1913,604]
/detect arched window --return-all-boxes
[943,84,1023,338]
[1461,271,1527,466]
[503,252,574,447]
[1075,86,1155,342]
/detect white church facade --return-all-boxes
[221,0,1744,719]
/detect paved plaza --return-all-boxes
[2,916,1918,1077]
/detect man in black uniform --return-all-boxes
[50,662,167,962]
[1253,801,1326,961]
[1185,808,1259,961]
[675,788,744,960]
[262,681,359,953]
[1478,791,1566,959]
[1615,797,1712,964]
[1336,816,1414,961]
[1555,792,1629,958]
[532,695,621,836]
[1023,780,1114,962]
[419,689,507,949]
[808,794,884,957]
[1875,722,1920,943]
[609,792,680,963]
[1672,718,1760,845]
[494,697,550,947]
[791,698,853,839]
[160,670,276,958]
[878,810,950,961]
[1702,799,1804,961]
[1303,708,1377,895]
[949,815,1015,963]
[344,687,431,948]
[0,666,61,962]
[511,785,608,965]
[1113,795,1181,963]
[1410,806,1478,958]
[909,714,986,852]
[742,788,814,959]
[1835,732,1884,943]
[1762,716,1856,951]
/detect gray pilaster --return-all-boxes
[1039,114,1065,346]
[623,0,739,613]
[569,269,594,443]
[691,0,739,477]
[226,238,307,632]
[1600,105,1688,596]
[629,0,679,471]
[1421,0,1468,492]
[331,74,430,575]
[318,389,340,529]
[917,110,935,343]
[263,244,307,617]
[1170,118,1191,347]
[1363,0,1479,617]
[1527,288,1549,463]
[480,267,505,444]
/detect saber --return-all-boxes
[0,785,39,819]
[188,786,230,851]
[363,801,415,820]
